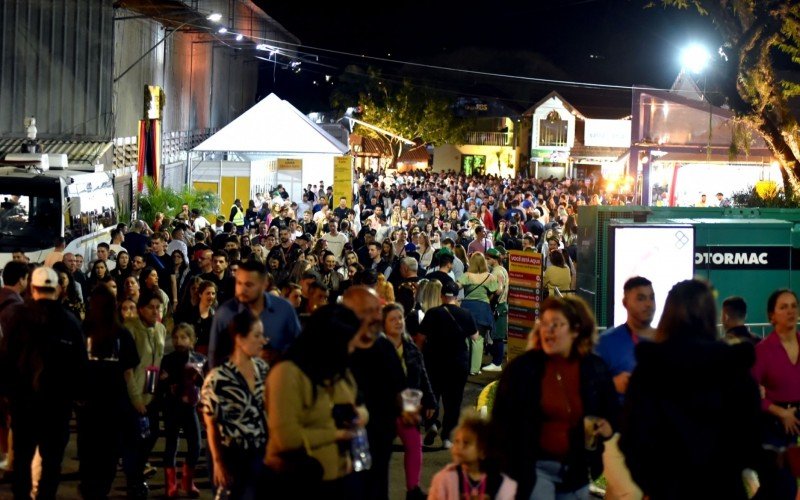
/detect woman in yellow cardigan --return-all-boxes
[265,304,369,497]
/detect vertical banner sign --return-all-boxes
[138,85,164,192]
[333,156,353,207]
[506,250,543,361]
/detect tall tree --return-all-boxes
[332,68,468,165]
[657,1,800,196]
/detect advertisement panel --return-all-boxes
[506,250,542,361]
[333,156,353,207]
[611,225,695,326]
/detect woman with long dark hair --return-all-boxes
[53,261,85,321]
[139,267,169,321]
[181,280,217,356]
[265,304,366,497]
[110,250,131,286]
[173,276,202,325]
[491,295,618,499]
[78,286,140,499]
[87,259,113,293]
[619,279,761,499]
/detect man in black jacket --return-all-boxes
[0,267,87,499]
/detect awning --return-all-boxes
[0,138,113,166]
[398,144,430,164]
[655,152,773,164]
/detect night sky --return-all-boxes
[255,0,719,113]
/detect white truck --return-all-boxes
[0,153,135,269]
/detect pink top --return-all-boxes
[752,331,800,412]
[428,464,517,500]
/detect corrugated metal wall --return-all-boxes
[113,9,260,139]
[0,0,114,139]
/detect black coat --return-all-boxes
[490,350,618,500]
[400,337,436,412]
[619,339,761,500]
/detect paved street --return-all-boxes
[0,370,499,500]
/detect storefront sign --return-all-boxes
[694,246,790,270]
[506,250,542,361]
[277,158,302,170]
[584,119,631,148]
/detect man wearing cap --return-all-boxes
[483,248,509,372]
[425,249,457,290]
[418,280,478,448]
[0,267,86,499]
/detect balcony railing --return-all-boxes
[465,131,512,146]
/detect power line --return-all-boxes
[152,15,714,98]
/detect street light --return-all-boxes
[206,13,222,22]
[680,44,711,74]
[680,43,715,165]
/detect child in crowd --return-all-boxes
[159,323,207,497]
[428,411,516,500]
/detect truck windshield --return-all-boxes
[0,184,61,251]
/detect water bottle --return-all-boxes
[138,415,150,440]
[350,426,372,472]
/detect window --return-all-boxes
[539,110,568,147]
[461,155,486,176]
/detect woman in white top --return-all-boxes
[417,233,435,271]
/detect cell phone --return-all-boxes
[332,403,357,428]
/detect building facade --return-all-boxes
[0,0,299,190]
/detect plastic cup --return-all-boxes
[401,388,423,412]
[584,415,601,450]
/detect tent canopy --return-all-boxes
[193,93,349,155]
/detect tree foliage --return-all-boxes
[136,177,219,226]
[650,0,800,198]
[655,0,800,197]
[332,67,468,156]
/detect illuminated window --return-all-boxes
[461,155,486,176]
[539,110,568,147]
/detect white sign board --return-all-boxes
[612,225,695,327]
[584,119,631,148]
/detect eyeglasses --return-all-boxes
[540,321,568,331]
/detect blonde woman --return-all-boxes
[457,253,498,375]
[376,273,395,304]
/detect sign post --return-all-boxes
[506,250,543,361]
[333,156,353,207]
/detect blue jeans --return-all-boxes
[530,460,590,500]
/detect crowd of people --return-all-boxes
[0,169,795,500]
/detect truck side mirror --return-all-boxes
[67,197,82,215]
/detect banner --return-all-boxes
[333,156,353,207]
[506,250,542,361]
[137,119,160,192]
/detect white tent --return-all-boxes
[191,93,349,205]
[193,93,348,155]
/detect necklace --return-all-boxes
[555,370,572,415]
[460,469,486,500]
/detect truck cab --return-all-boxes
[0,153,133,268]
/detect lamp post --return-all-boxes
[680,44,713,160]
